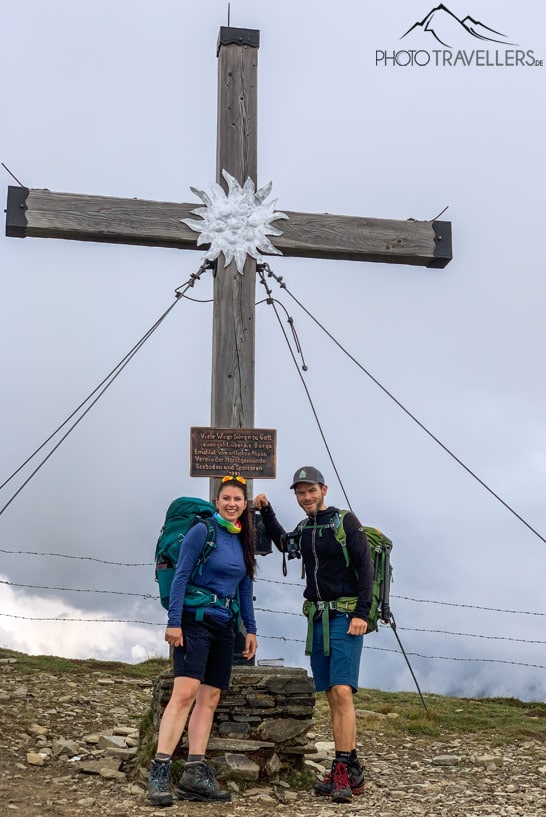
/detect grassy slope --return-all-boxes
[2,647,545,746]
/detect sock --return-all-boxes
[335,751,352,765]
[154,753,171,763]
[186,754,205,764]
[349,749,360,766]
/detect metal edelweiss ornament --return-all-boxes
[182,170,288,273]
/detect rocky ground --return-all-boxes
[1,653,545,817]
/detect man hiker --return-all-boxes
[254,466,373,803]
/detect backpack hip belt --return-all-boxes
[184,583,240,622]
[302,597,358,656]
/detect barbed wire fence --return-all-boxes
[1,552,545,673]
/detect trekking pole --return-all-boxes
[387,612,429,714]
[380,548,391,622]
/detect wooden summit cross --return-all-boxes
[5,27,452,492]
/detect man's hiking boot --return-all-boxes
[314,758,366,797]
[148,758,173,806]
[330,760,352,803]
[176,760,231,802]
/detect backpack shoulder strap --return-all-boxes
[333,510,351,568]
[189,518,217,582]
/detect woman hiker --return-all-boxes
[148,475,257,806]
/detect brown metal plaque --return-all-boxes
[190,427,276,478]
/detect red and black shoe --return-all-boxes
[314,759,366,798]
[330,760,352,803]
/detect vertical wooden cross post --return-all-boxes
[211,29,259,499]
[5,26,452,504]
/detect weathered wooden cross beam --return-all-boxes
[5,186,451,268]
[5,26,452,492]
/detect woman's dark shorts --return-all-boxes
[173,611,235,690]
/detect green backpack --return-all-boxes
[297,511,393,636]
[154,496,216,610]
[334,512,393,634]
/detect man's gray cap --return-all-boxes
[290,466,325,489]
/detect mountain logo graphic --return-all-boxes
[401,4,517,48]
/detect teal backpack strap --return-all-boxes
[231,585,242,631]
[183,519,218,620]
[190,518,217,582]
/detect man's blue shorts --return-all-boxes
[173,611,234,690]
[310,612,363,693]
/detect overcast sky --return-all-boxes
[1,0,545,702]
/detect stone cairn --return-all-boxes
[151,665,317,782]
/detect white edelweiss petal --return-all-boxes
[256,236,282,255]
[222,170,242,196]
[189,206,209,218]
[234,244,249,273]
[204,244,220,261]
[258,201,288,223]
[255,180,272,204]
[258,198,274,211]
[189,187,212,207]
[211,181,228,201]
[243,176,256,196]
[262,225,284,238]
[183,218,207,233]
[222,245,235,267]
[247,245,263,262]
[265,198,282,213]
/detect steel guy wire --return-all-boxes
[256,265,352,509]
[0,262,212,516]
[262,264,546,547]
[1,162,26,187]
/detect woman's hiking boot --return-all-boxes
[147,758,173,806]
[314,758,366,798]
[176,761,231,802]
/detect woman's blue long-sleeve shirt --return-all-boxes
[167,519,256,634]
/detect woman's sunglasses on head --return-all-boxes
[221,475,246,485]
